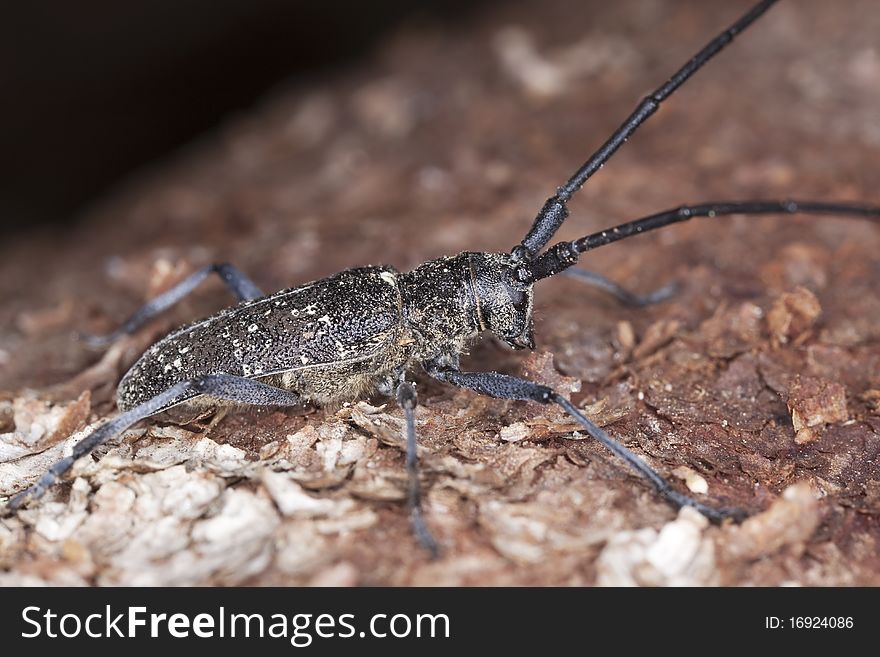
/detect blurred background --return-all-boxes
[2,0,880,585]
[1,0,486,232]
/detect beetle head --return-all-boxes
[469,252,535,350]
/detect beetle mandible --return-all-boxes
[7,0,880,556]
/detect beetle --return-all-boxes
[6,0,880,556]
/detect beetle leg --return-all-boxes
[395,380,440,558]
[424,362,746,523]
[84,263,264,346]
[6,374,299,511]
[563,269,678,307]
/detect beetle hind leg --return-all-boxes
[83,263,265,347]
[6,374,300,512]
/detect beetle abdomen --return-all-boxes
[117,265,406,411]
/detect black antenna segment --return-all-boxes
[514,0,780,260]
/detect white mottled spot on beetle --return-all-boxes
[178,345,190,354]
[318,314,331,324]
[304,303,318,315]
[380,271,397,286]
[242,364,252,376]
[172,357,182,368]
[300,355,310,365]
[248,323,258,332]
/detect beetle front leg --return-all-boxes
[84,263,265,346]
[425,361,745,523]
[395,381,440,558]
[563,268,678,307]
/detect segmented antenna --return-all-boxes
[513,0,780,260]
[518,201,880,284]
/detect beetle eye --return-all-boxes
[508,285,525,308]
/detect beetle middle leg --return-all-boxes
[85,262,264,346]
[425,361,744,523]
[395,381,440,557]
[563,268,678,307]
[7,373,300,511]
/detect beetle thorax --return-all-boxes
[400,252,535,362]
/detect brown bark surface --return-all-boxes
[2,0,879,585]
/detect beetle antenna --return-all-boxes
[512,0,780,261]
[515,200,880,285]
